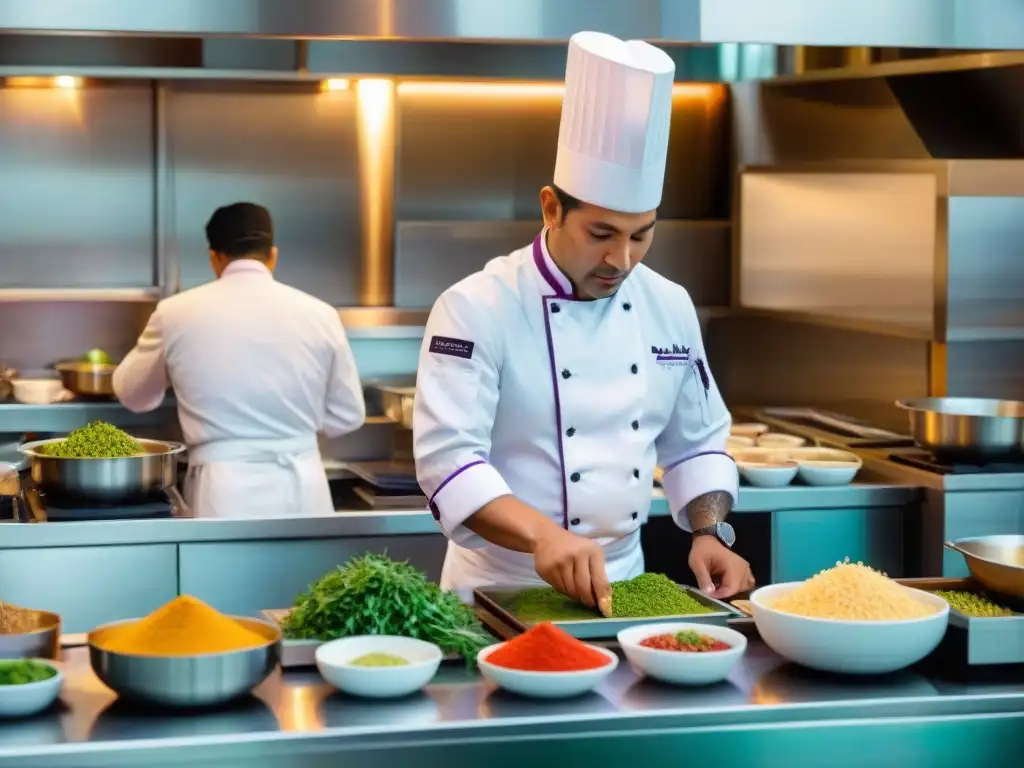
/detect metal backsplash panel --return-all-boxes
[0,85,154,288]
[394,85,729,222]
[166,87,361,304]
[394,220,730,309]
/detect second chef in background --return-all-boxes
[414,32,753,606]
[113,203,365,518]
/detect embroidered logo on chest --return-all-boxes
[651,344,689,368]
[429,335,474,360]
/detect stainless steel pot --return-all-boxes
[55,361,116,398]
[895,397,1024,459]
[20,438,185,504]
[945,535,1024,600]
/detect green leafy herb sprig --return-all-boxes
[282,554,492,663]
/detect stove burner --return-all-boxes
[889,451,1024,475]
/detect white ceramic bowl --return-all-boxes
[750,583,949,675]
[10,379,69,405]
[315,636,443,699]
[731,423,769,439]
[756,433,806,448]
[788,448,862,486]
[477,642,618,699]
[0,660,63,718]
[736,460,798,488]
[617,623,747,686]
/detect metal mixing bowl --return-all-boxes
[945,535,1024,600]
[0,609,60,661]
[55,362,116,398]
[20,438,185,505]
[88,616,281,707]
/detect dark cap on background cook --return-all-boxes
[205,202,274,256]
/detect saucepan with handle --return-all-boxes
[895,397,1024,461]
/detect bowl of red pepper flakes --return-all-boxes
[478,623,618,699]
[617,623,747,686]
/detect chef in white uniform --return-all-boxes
[414,32,754,608]
[114,202,366,518]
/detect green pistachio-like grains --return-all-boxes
[611,573,712,618]
[40,421,145,458]
[934,590,1015,617]
[509,573,712,621]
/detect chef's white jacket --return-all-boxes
[114,260,365,518]
[414,232,738,593]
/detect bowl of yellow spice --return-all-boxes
[88,596,281,707]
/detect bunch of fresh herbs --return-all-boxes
[282,553,492,662]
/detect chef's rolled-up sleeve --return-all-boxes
[655,295,738,532]
[113,306,170,414]
[413,285,510,548]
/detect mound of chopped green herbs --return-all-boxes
[40,421,144,458]
[0,659,57,686]
[509,573,713,621]
[282,554,492,662]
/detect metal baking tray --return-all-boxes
[473,583,742,640]
[262,609,464,667]
[897,578,1024,666]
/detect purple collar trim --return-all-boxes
[532,231,573,298]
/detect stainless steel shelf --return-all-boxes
[765,51,1024,86]
[0,399,176,434]
[0,288,160,303]
[726,307,935,341]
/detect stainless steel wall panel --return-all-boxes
[0,84,155,288]
[166,87,361,304]
[945,196,1024,339]
[945,341,1024,401]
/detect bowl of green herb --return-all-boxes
[21,422,184,504]
[0,659,62,718]
[282,554,493,664]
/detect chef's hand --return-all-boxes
[533,527,612,611]
[689,536,755,599]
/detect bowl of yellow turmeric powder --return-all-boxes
[88,596,281,707]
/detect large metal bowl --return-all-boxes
[88,616,281,707]
[20,438,185,505]
[945,535,1024,600]
[896,397,1024,460]
[55,362,116,398]
[0,608,60,661]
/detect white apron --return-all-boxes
[184,436,334,519]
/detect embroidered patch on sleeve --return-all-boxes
[429,335,475,359]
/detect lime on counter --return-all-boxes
[83,348,113,365]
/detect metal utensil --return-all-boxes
[945,536,1024,600]
[895,397,1024,460]
[0,609,60,661]
[20,438,185,505]
[54,362,116,398]
[88,616,281,707]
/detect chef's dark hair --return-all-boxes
[552,185,582,222]
[205,202,274,259]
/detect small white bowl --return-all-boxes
[750,583,949,675]
[0,660,63,718]
[756,433,806,448]
[797,460,861,486]
[731,423,769,439]
[10,379,69,405]
[617,623,747,686]
[315,636,443,699]
[737,460,798,488]
[477,643,617,699]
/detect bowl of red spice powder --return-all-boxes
[478,623,618,699]
[617,622,746,686]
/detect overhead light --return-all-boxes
[320,78,350,92]
[53,76,82,89]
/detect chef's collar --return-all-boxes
[533,229,574,298]
[221,259,273,280]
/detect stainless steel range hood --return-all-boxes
[0,0,1020,49]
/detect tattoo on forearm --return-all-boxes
[686,491,732,531]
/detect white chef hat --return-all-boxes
[553,31,676,214]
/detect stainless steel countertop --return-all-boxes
[0,643,1020,767]
[0,484,920,549]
